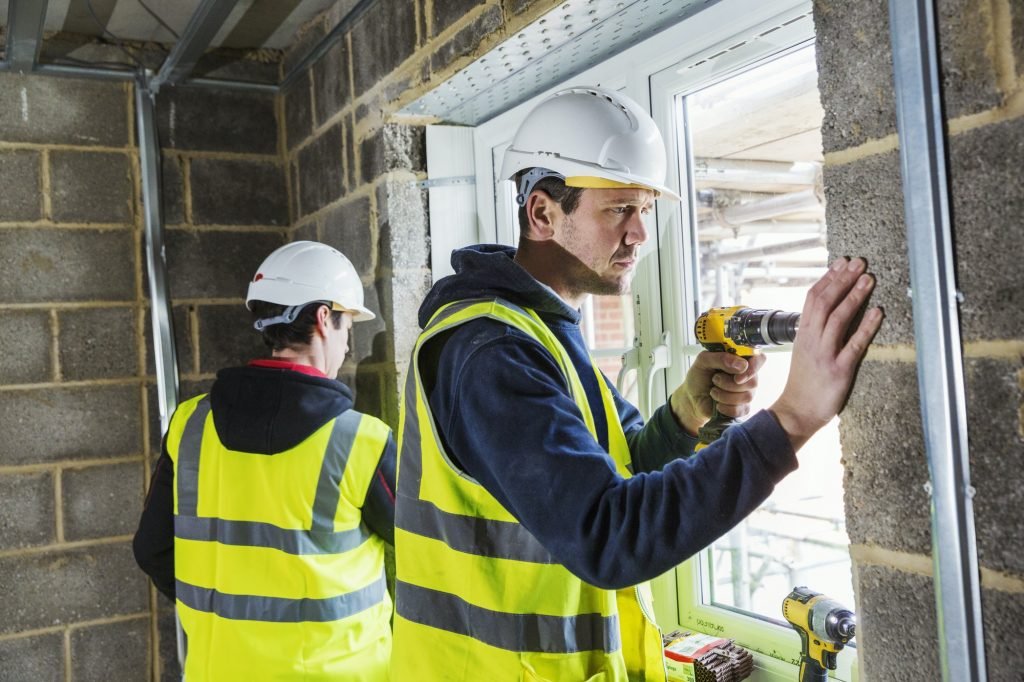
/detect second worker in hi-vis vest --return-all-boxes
[392,87,884,681]
[134,241,397,681]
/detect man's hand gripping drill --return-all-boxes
[668,257,883,450]
[692,305,800,449]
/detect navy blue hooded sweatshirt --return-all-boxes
[416,244,797,589]
[133,365,397,600]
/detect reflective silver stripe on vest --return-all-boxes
[175,405,367,554]
[395,580,620,654]
[397,367,423,499]
[177,573,387,623]
[176,397,211,516]
[396,496,555,564]
[311,410,363,531]
[174,516,369,555]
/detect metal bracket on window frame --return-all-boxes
[416,175,476,189]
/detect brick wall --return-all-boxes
[813,0,1024,678]
[0,73,151,681]
[0,71,286,679]
[590,295,633,380]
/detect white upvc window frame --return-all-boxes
[435,0,858,678]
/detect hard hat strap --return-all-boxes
[253,304,307,331]
[252,300,351,331]
[515,167,565,206]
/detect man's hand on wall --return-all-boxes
[770,256,884,451]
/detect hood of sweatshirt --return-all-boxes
[418,244,580,329]
[208,365,353,454]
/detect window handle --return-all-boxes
[616,344,640,395]
[644,331,672,415]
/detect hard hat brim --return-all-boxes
[501,152,682,203]
[347,306,376,322]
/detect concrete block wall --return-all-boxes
[281,0,560,427]
[814,0,1024,679]
[0,71,286,680]
[0,73,150,682]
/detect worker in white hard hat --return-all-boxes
[134,241,395,681]
[392,86,883,681]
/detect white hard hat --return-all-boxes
[246,241,375,324]
[500,86,681,203]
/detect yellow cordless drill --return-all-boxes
[782,586,856,682]
[693,306,800,450]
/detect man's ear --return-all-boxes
[314,304,331,338]
[524,190,560,241]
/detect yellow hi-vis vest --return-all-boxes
[393,298,667,682]
[166,394,393,681]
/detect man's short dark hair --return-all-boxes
[249,301,343,352]
[515,169,585,238]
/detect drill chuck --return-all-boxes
[811,599,856,643]
[725,308,800,348]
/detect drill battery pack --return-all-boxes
[662,629,754,682]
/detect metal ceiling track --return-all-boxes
[279,0,375,89]
[888,0,987,680]
[150,0,243,92]
[5,0,47,72]
[136,74,180,435]
[0,0,371,93]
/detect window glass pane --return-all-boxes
[683,45,855,620]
